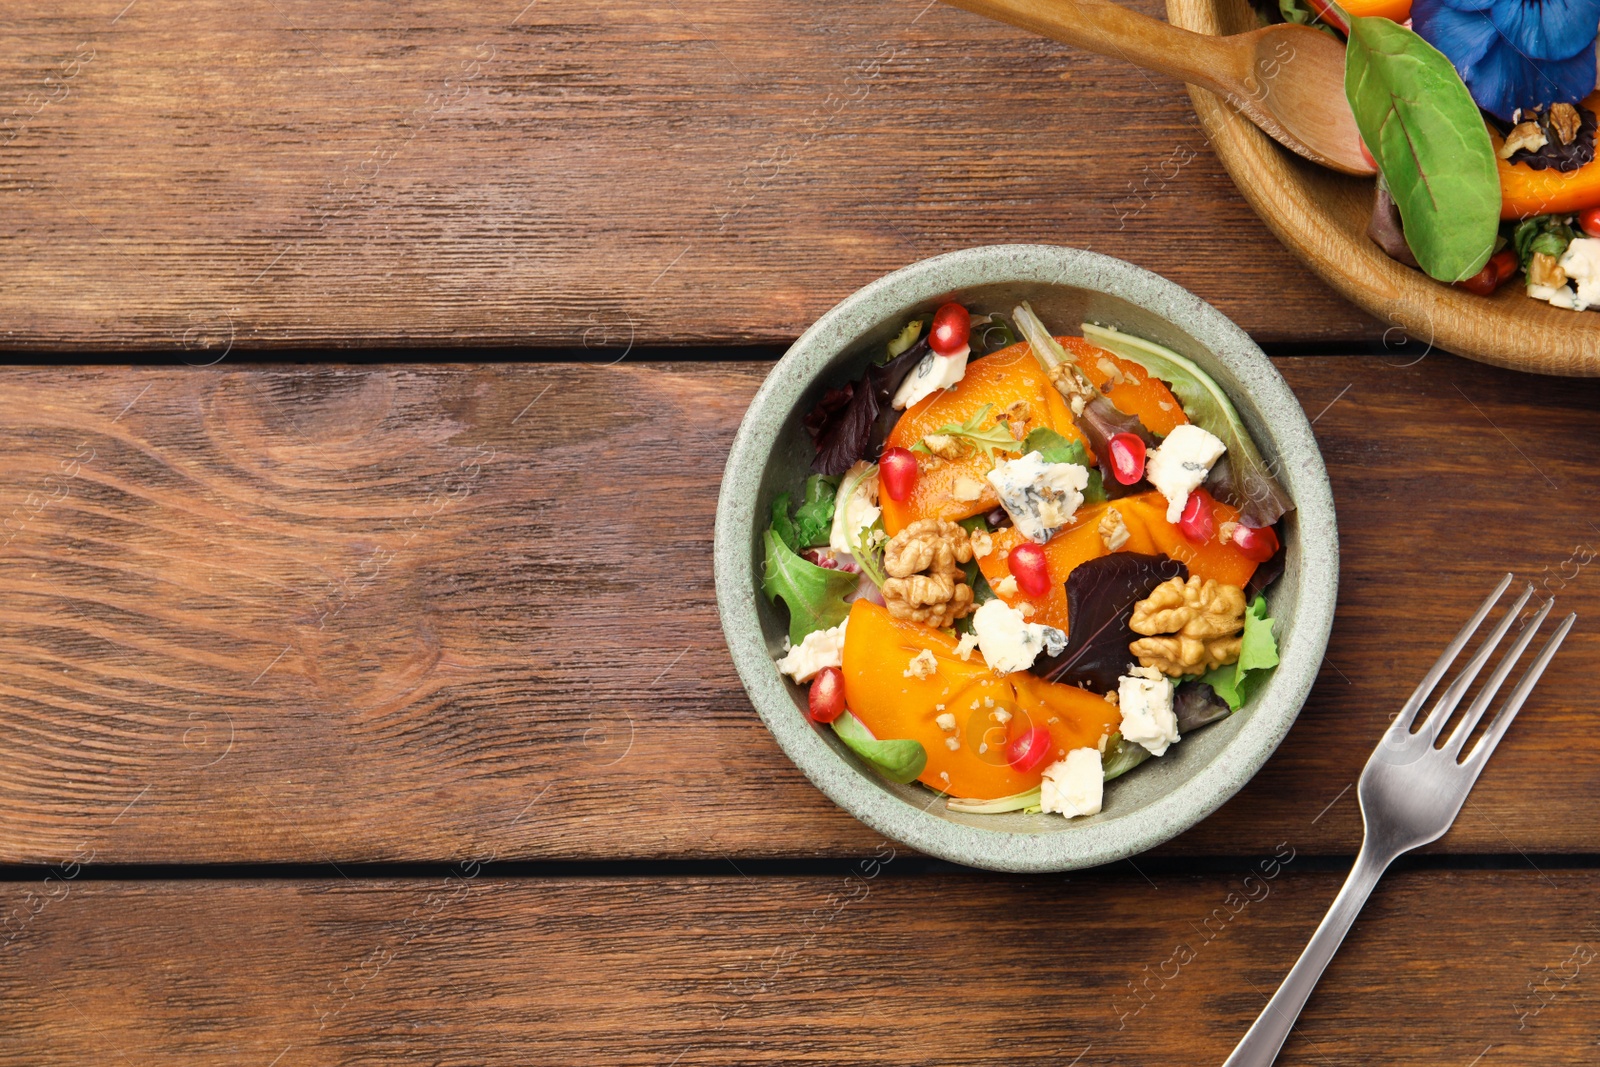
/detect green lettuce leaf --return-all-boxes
[1201,595,1279,710]
[1344,15,1499,282]
[1081,322,1290,526]
[770,494,800,553]
[1512,215,1576,272]
[831,711,927,783]
[885,316,928,360]
[761,527,857,645]
[946,786,1041,813]
[1102,733,1151,781]
[792,475,838,548]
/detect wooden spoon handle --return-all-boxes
[941,0,1250,97]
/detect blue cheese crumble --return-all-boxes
[775,618,848,682]
[1527,237,1600,312]
[1040,748,1103,818]
[971,599,1066,674]
[985,450,1089,544]
[892,347,969,410]
[1145,424,1226,523]
[1117,665,1179,756]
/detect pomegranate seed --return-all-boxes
[1006,726,1054,773]
[1232,522,1280,563]
[1007,541,1051,597]
[928,302,970,357]
[1491,248,1520,284]
[1457,249,1520,296]
[1107,432,1147,485]
[878,447,918,502]
[1456,262,1499,297]
[1581,207,1600,239]
[808,667,846,723]
[1177,489,1215,543]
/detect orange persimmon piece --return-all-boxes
[1497,92,1600,219]
[1340,0,1410,20]
[1058,336,1189,437]
[974,491,1259,636]
[1115,493,1259,590]
[880,342,1084,536]
[840,600,1121,799]
[974,503,1128,635]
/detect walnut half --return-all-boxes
[881,518,975,629]
[1529,251,1568,289]
[1128,575,1247,677]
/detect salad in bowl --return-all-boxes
[716,244,1336,870]
[760,299,1291,820]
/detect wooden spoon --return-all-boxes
[943,0,1376,176]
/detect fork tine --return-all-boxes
[1466,612,1576,766]
[1444,595,1550,756]
[1394,573,1512,732]
[1417,582,1534,743]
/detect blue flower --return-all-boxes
[1412,0,1600,121]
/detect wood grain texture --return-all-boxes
[1,356,1598,863]
[0,0,1381,351]
[2,868,1596,1064]
[1168,0,1600,375]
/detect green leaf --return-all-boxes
[1236,595,1280,678]
[1200,596,1279,710]
[1081,323,1289,526]
[1021,426,1086,465]
[918,403,1024,461]
[851,516,889,592]
[1344,16,1499,282]
[1101,733,1151,782]
[831,711,928,783]
[970,313,1018,354]
[770,494,799,553]
[1512,215,1576,272]
[885,316,928,361]
[1021,427,1105,502]
[761,528,858,645]
[793,475,839,548]
[946,786,1041,813]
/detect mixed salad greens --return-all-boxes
[1268,0,1600,309]
[764,302,1290,819]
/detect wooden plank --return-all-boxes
[1,868,1595,1063]
[1,356,1598,864]
[0,0,1378,351]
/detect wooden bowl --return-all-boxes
[1167,0,1600,375]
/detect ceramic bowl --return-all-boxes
[714,244,1338,872]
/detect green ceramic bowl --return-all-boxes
[714,245,1337,872]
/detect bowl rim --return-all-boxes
[714,243,1338,871]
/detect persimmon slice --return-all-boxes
[840,601,1121,799]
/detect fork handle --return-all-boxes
[1222,840,1396,1067]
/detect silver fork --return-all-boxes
[1223,574,1576,1067]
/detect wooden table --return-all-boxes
[3,2,1597,1064]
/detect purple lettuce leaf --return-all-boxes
[1034,552,1189,692]
[809,339,929,475]
[1174,680,1232,733]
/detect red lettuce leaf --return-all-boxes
[1078,396,1158,500]
[1034,552,1188,692]
[1174,680,1232,733]
[808,339,928,476]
